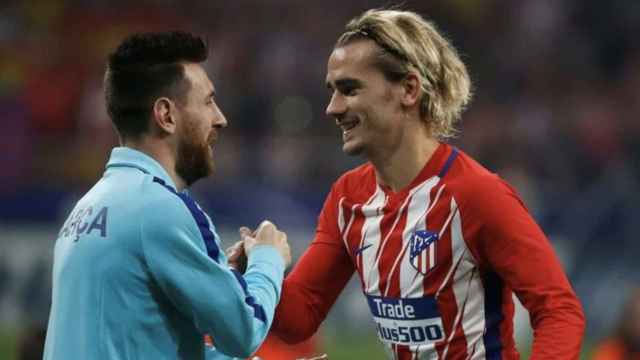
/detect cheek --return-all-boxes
[192,111,211,137]
[363,104,388,129]
[183,117,207,143]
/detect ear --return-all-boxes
[400,71,421,108]
[151,97,177,135]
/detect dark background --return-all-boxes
[1,0,639,358]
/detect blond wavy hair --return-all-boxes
[336,9,472,140]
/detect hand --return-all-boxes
[244,220,291,267]
[225,239,247,273]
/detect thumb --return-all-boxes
[256,221,276,238]
[257,220,276,232]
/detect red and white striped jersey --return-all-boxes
[273,143,584,360]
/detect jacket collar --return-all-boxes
[105,147,177,190]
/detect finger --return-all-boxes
[256,225,276,241]
[227,248,242,262]
[242,236,256,250]
[227,245,241,258]
[225,240,243,256]
[239,228,254,241]
[257,220,275,232]
[239,226,252,237]
[277,231,287,246]
[229,240,243,248]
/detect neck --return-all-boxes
[123,137,187,191]
[369,123,439,193]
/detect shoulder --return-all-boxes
[444,149,523,212]
[138,178,196,231]
[330,162,377,199]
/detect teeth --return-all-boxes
[341,122,358,132]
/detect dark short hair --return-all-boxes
[104,31,208,140]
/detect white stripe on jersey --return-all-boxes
[337,197,346,235]
[426,183,447,216]
[382,178,447,359]
[367,188,413,296]
[382,177,439,297]
[338,197,358,250]
[441,198,487,359]
[360,186,387,295]
[434,196,461,298]
[415,346,439,360]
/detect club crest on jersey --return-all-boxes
[409,230,438,275]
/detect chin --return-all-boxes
[342,142,364,156]
[177,160,215,187]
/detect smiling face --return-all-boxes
[325,40,407,158]
[174,63,227,186]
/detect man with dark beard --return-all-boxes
[43,31,291,360]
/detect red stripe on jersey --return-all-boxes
[423,187,471,359]
[337,201,355,252]
[377,199,409,298]
[423,186,455,294]
[395,345,412,360]
[346,202,368,288]
[450,291,473,358]
[436,266,476,359]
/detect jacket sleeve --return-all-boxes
[140,196,285,358]
[271,184,355,343]
[460,176,585,359]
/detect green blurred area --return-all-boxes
[321,333,386,360]
[0,330,17,360]
[0,328,595,360]
[0,330,384,360]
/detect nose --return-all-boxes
[212,106,228,129]
[326,92,347,119]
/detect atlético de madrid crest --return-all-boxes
[409,230,439,275]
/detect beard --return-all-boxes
[175,126,215,187]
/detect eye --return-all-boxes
[328,80,360,97]
[342,86,357,96]
[337,82,360,96]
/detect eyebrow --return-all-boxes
[327,78,363,90]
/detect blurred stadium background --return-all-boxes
[1,0,639,359]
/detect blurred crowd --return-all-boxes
[1,0,639,352]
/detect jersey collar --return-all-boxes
[105,147,177,190]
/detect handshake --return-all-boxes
[226,220,292,273]
[227,223,327,360]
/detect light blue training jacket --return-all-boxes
[44,147,285,360]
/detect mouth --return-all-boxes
[207,132,218,147]
[338,118,360,135]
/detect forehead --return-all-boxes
[326,40,380,83]
[183,62,214,93]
